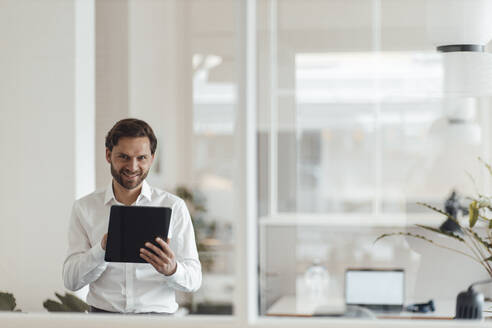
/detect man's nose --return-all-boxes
[127,158,139,171]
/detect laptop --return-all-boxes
[345,268,405,313]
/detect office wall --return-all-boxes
[0,0,76,311]
[95,0,130,190]
[0,0,196,312]
[127,0,193,190]
[94,0,193,191]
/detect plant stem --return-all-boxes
[467,228,492,275]
[466,230,492,275]
[472,231,492,274]
[424,239,485,267]
[462,229,492,276]
[461,230,482,260]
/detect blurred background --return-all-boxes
[1,0,492,319]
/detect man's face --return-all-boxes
[106,137,154,190]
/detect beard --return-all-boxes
[110,163,149,190]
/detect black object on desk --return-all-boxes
[455,279,492,319]
[406,300,435,313]
[105,205,172,263]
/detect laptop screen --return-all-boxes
[345,269,404,308]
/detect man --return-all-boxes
[63,118,201,314]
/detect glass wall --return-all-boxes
[257,0,492,318]
[3,0,492,324]
[96,0,239,316]
[187,0,237,314]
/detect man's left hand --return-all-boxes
[140,238,177,276]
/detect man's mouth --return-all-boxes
[122,172,140,179]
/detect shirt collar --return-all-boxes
[104,179,152,205]
[140,180,152,201]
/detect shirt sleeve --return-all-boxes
[62,201,108,291]
[163,199,202,292]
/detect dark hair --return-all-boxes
[105,118,157,154]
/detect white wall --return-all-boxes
[0,0,76,311]
[0,0,198,312]
[95,0,194,191]
[127,0,193,190]
[95,0,130,190]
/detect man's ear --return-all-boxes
[106,148,112,164]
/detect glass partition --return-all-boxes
[257,0,492,319]
[127,0,238,315]
[3,0,492,324]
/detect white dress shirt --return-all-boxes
[62,180,202,313]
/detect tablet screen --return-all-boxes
[105,205,172,263]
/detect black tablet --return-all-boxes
[105,205,172,263]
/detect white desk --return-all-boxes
[266,296,470,320]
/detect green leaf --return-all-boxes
[466,228,492,249]
[416,202,462,227]
[375,232,438,245]
[195,205,206,212]
[478,214,492,222]
[477,197,492,209]
[465,171,482,197]
[478,213,492,226]
[43,300,70,312]
[415,225,465,242]
[470,200,479,228]
[55,293,90,312]
[175,186,193,201]
[44,293,89,312]
[479,157,492,177]
[0,292,16,311]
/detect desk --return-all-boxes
[265,296,472,320]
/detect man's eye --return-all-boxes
[119,155,129,160]
[138,156,147,160]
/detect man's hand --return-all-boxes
[101,233,108,250]
[140,238,177,276]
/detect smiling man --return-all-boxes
[62,118,201,314]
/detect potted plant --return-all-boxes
[376,158,492,277]
[0,292,21,312]
[43,292,90,312]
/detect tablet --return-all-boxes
[105,205,172,263]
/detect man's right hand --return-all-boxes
[101,233,108,250]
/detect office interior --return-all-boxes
[2,0,492,327]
